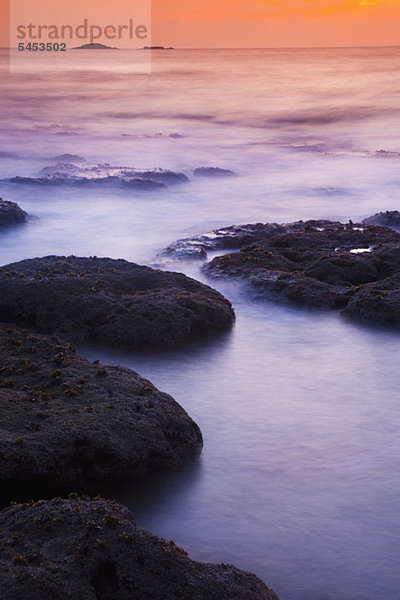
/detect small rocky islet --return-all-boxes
[0,497,279,600]
[164,212,400,327]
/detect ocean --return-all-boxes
[1,46,400,600]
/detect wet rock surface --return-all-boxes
[0,198,28,228]
[362,210,400,229]
[0,323,202,491]
[194,167,236,178]
[342,274,400,325]
[0,497,280,600]
[0,256,235,348]
[6,175,167,191]
[165,218,400,326]
[162,222,286,259]
[2,162,188,191]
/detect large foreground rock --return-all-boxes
[0,497,280,600]
[164,219,400,327]
[0,324,202,491]
[0,198,27,228]
[0,256,234,348]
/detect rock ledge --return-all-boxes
[0,256,235,348]
[0,324,202,491]
[0,497,280,600]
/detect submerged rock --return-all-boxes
[2,163,188,191]
[165,219,400,327]
[121,178,166,190]
[362,210,400,229]
[0,324,202,491]
[37,163,189,186]
[5,175,166,190]
[194,167,236,178]
[5,176,63,186]
[375,150,400,158]
[138,170,187,185]
[0,256,234,348]
[0,497,279,600]
[0,198,28,228]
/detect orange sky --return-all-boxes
[2,0,400,48]
[152,0,400,47]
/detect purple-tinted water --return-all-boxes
[1,47,400,600]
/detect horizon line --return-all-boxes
[2,44,400,50]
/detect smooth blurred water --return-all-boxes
[1,47,400,600]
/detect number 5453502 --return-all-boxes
[18,43,67,51]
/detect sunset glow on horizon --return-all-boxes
[2,0,400,48]
[152,0,400,48]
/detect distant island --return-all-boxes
[142,46,174,50]
[72,43,118,50]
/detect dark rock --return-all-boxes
[362,210,400,229]
[36,163,188,185]
[375,150,400,158]
[0,497,279,600]
[162,223,282,260]
[124,178,166,190]
[0,256,235,348]
[0,198,28,228]
[194,167,236,178]
[138,170,188,185]
[342,274,400,326]
[5,176,69,186]
[73,43,118,50]
[4,163,187,190]
[0,323,202,491]
[166,219,400,327]
[143,46,174,50]
[205,221,400,314]
[5,175,166,191]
